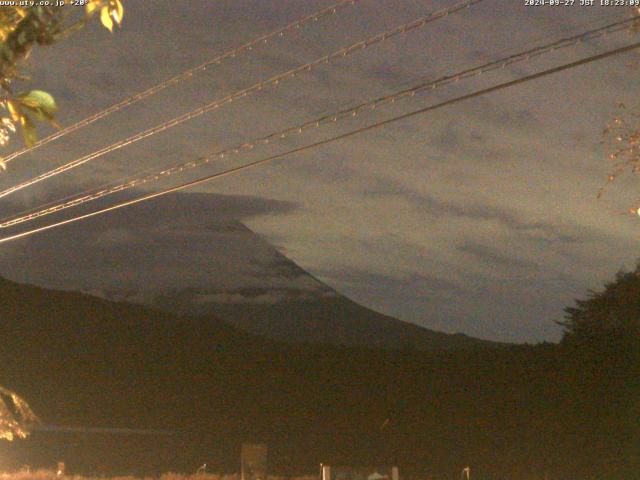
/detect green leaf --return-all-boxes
[20,114,37,147]
[111,0,124,25]
[5,100,21,122]
[17,90,57,115]
[85,0,102,16]
[20,105,59,129]
[22,105,47,122]
[100,6,113,32]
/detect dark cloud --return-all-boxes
[469,97,542,130]
[1,189,296,224]
[0,191,300,293]
[318,268,464,295]
[0,0,635,342]
[457,242,539,270]
[364,177,584,244]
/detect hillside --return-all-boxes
[155,289,494,351]
[0,198,496,350]
[0,277,634,479]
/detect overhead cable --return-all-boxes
[0,0,361,166]
[1,16,635,229]
[0,0,485,199]
[1,40,638,244]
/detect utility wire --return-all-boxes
[0,0,361,167]
[0,0,485,199]
[1,16,636,229]
[1,40,637,245]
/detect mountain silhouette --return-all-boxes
[0,277,631,479]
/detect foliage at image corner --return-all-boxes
[559,260,640,349]
[558,259,640,412]
[0,0,124,153]
[0,385,39,441]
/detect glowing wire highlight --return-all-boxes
[0,16,636,229]
[0,0,485,199]
[0,0,360,166]
[1,40,639,244]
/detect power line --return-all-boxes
[1,16,636,229]
[0,162,166,222]
[0,0,485,200]
[1,40,637,245]
[0,0,361,167]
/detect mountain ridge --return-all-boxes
[0,275,630,480]
[153,288,497,350]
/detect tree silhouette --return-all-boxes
[558,263,640,479]
[560,262,640,348]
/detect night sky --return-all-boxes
[1,0,639,342]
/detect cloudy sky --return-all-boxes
[1,0,639,342]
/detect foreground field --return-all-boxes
[1,274,636,479]
[0,472,317,480]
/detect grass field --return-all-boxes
[0,472,317,480]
